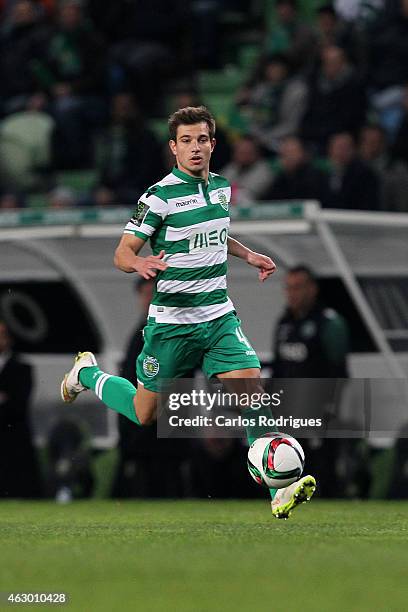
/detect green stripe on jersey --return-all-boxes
[151,233,190,254]
[166,204,228,228]
[153,289,228,307]
[144,211,162,228]
[133,230,150,240]
[158,262,227,281]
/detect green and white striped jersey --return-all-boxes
[124,166,234,324]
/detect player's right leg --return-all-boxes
[61,351,158,425]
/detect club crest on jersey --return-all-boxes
[143,356,160,378]
[218,191,229,211]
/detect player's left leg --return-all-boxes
[204,312,316,518]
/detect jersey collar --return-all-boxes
[172,166,209,184]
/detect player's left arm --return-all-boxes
[227,236,276,282]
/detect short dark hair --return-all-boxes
[287,265,317,283]
[168,106,216,141]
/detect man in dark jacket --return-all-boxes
[0,320,42,497]
[273,266,349,378]
[263,136,329,205]
[301,45,366,153]
[326,132,380,210]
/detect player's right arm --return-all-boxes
[114,234,167,278]
[114,185,169,278]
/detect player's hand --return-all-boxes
[135,250,168,279]
[247,251,276,282]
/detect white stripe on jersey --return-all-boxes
[148,299,234,324]
[124,222,156,237]
[155,172,186,187]
[137,193,168,218]
[164,217,229,242]
[156,275,227,294]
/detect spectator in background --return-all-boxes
[0,0,50,115]
[38,0,107,168]
[221,135,274,205]
[359,124,408,212]
[0,320,42,497]
[301,45,366,153]
[334,0,385,24]
[273,266,349,379]
[367,0,408,92]
[47,186,76,208]
[309,4,366,74]
[107,0,189,116]
[365,1,408,139]
[91,93,163,206]
[0,193,25,209]
[0,0,56,21]
[235,53,307,153]
[0,92,55,193]
[265,0,315,72]
[326,132,379,209]
[262,136,329,204]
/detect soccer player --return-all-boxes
[61,106,316,518]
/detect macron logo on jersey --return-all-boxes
[175,198,198,208]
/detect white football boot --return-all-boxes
[271,475,316,519]
[60,351,98,403]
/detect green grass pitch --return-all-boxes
[1,500,407,611]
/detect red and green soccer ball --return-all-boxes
[247,433,305,489]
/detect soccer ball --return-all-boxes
[247,433,305,489]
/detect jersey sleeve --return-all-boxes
[123,186,168,241]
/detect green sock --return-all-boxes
[79,366,140,425]
[243,406,278,501]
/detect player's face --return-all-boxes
[169,122,215,178]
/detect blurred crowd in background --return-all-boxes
[0,0,408,211]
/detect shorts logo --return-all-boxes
[218,191,229,211]
[143,356,160,378]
